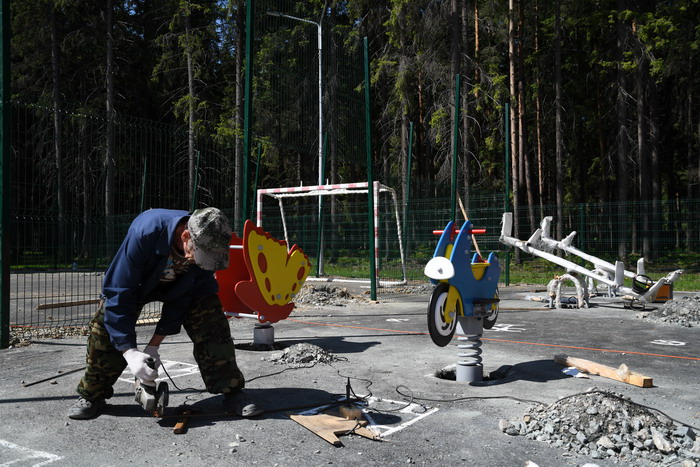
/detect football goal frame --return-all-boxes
[256,181,407,288]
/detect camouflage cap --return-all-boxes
[187,207,232,271]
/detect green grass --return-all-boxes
[502,255,699,291]
[313,252,700,292]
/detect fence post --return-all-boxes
[363,37,376,301]
[504,102,511,286]
[241,0,254,231]
[139,156,148,212]
[450,74,461,223]
[0,0,9,349]
[579,203,586,263]
[403,121,413,258]
[316,132,327,277]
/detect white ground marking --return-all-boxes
[0,439,62,466]
[386,318,409,323]
[117,360,199,384]
[294,396,439,438]
[488,323,526,333]
[362,397,439,438]
[650,340,687,346]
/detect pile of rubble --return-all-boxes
[9,326,90,348]
[267,343,340,367]
[386,283,434,295]
[641,294,700,327]
[293,285,367,307]
[500,388,700,465]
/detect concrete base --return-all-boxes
[253,324,274,346]
[455,316,484,382]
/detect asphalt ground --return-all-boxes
[0,285,698,466]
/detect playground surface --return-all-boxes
[0,284,698,466]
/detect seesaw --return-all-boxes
[499,212,682,309]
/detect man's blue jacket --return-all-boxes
[102,209,220,351]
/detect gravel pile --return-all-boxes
[267,343,340,367]
[9,326,89,348]
[641,294,700,327]
[384,283,434,295]
[293,285,367,307]
[500,389,700,465]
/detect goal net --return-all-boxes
[256,181,407,287]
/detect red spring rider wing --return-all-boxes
[234,220,312,323]
[216,231,255,318]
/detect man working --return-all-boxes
[68,207,262,420]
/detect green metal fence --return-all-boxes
[10,188,699,342]
[4,0,700,344]
[9,102,239,341]
[6,100,700,340]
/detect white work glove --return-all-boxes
[143,345,162,370]
[123,348,158,386]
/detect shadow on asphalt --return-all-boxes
[237,336,383,355]
[502,359,570,383]
[152,386,397,433]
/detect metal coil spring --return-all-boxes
[457,333,482,367]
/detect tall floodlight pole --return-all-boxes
[267,11,323,187]
[268,10,324,274]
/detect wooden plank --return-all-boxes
[290,413,379,446]
[173,409,192,434]
[554,354,653,388]
[37,299,100,310]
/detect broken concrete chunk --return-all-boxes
[652,429,674,454]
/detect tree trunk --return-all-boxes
[186,9,196,208]
[534,0,544,216]
[615,0,629,261]
[417,69,427,197]
[517,0,535,232]
[461,0,470,213]
[554,0,564,244]
[234,0,244,228]
[509,0,520,262]
[104,0,115,246]
[635,22,650,259]
[596,66,608,203]
[400,53,409,211]
[687,89,697,251]
[50,5,66,262]
[81,122,90,260]
[648,78,660,258]
[450,0,461,202]
[473,0,480,99]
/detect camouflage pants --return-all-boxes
[76,295,245,401]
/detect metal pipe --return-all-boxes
[450,74,461,223]
[364,37,376,301]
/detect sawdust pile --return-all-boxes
[500,389,699,465]
[293,285,367,307]
[267,343,340,367]
[641,293,700,327]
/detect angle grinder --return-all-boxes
[134,357,169,417]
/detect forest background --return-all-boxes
[7,0,700,280]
